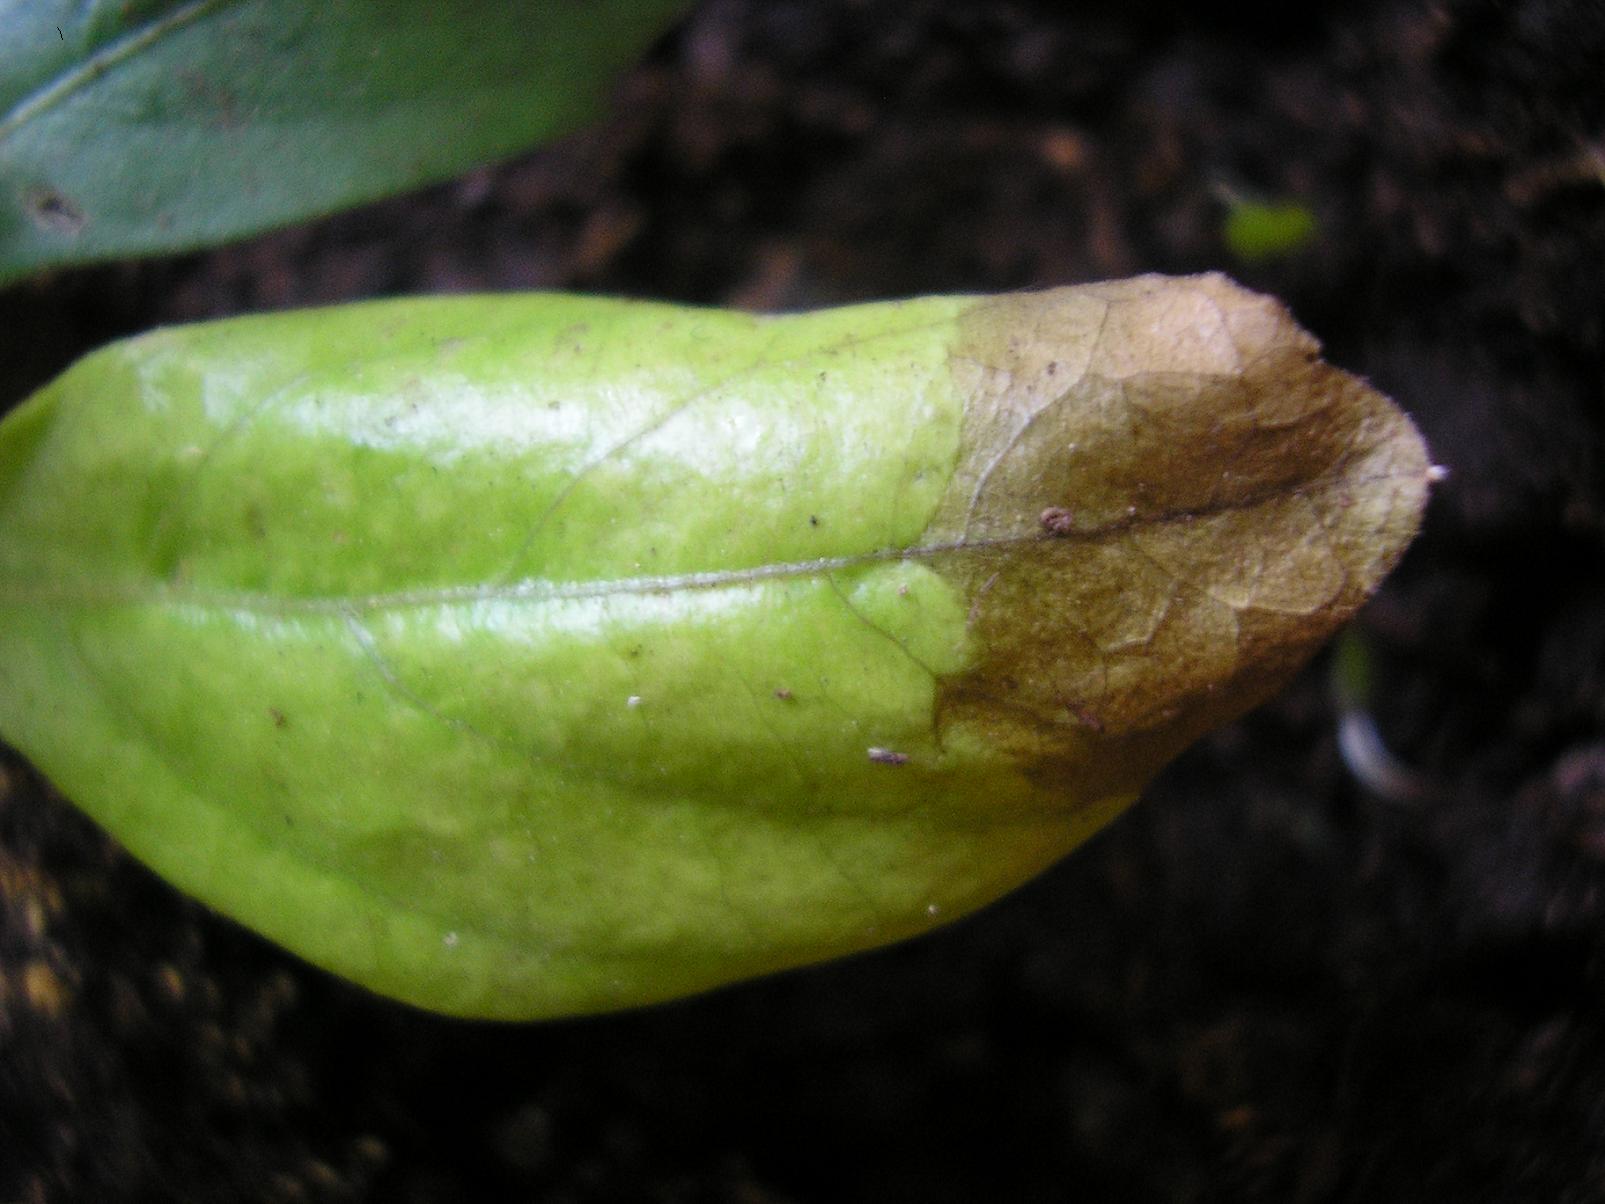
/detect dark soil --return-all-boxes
[4,2,1604,1200]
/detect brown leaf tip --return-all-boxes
[936,273,1432,795]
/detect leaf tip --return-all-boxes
[935,273,1432,796]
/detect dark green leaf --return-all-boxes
[0,0,692,284]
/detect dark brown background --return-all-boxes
[3,1,1604,1200]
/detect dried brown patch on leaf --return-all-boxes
[932,274,1430,794]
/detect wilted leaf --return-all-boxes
[0,0,692,285]
[0,274,1429,1018]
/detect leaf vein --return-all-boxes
[0,0,237,147]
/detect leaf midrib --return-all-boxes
[0,431,1412,618]
[0,0,237,148]
[0,536,1011,618]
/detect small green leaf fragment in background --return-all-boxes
[1328,627,1376,713]
[1223,197,1319,262]
[0,0,694,284]
[0,275,1431,1019]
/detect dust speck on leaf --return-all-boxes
[1065,704,1105,734]
[23,188,86,236]
[1039,506,1076,536]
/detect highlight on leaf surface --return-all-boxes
[0,274,1430,1019]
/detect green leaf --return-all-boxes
[0,0,692,285]
[1223,197,1319,263]
[0,275,1430,1018]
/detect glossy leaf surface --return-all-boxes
[0,0,691,284]
[0,275,1430,1018]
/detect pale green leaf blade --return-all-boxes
[0,276,1430,1018]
